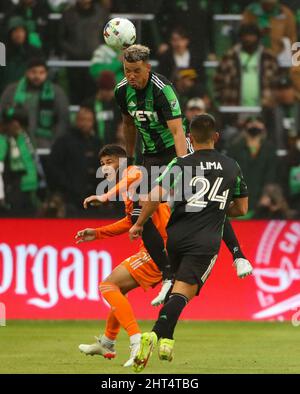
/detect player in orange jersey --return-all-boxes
[76,145,170,367]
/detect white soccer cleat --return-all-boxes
[79,336,116,359]
[151,279,173,306]
[123,342,140,367]
[234,258,253,279]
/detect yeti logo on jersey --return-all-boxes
[129,110,159,122]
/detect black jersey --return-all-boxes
[156,149,248,255]
[115,72,184,155]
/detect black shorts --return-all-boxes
[168,253,218,295]
[142,145,177,191]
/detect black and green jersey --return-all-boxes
[115,72,183,155]
[156,149,248,255]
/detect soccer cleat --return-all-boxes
[133,332,157,373]
[158,338,175,361]
[234,258,253,279]
[151,279,173,306]
[123,342,140,367]
[78,336,116,359]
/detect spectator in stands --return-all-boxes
[242,0,297,63]
[89,43,123,84]
[284,0,300,42]
[228,117,278,214]
[263,75,300,151]
[184,97,206,123]
[174,69,206,109]
[84,71,121,146]
[0,57,69,150]
[3,0,50,51]
[47,106,101,216]
[0,107,38,217]
[58,0,109,104]
[157,28,204,83]
[280,135,300,214]
[37,191,66,218]
[214,23,279,107]
[253,183,296,218]
[0,16,43,95]
[157,0,214,61]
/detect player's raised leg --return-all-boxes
[133,277,198,373]
[131,201,173,306]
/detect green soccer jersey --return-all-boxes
[115,72,183,154]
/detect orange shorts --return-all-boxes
[122,249,162,290]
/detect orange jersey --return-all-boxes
[95,166,170,250]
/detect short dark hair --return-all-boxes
[190,114,216,143]
[123,45,150,63]
[171,27,189,40]
[99,144,127,160]
[26,57,47,70]
[239,23,261,39]
[78,105,94,114]
[244,116,264,125]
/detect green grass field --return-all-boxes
[0,321,299,374]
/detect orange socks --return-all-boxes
[104,309,121,341]
[99,282,141,338]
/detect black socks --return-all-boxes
[152,293,188,339]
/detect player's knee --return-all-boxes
[99,281,120,296]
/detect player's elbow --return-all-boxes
[229,197,248,217]
[171,126,184,138]
[238,206,248,216]
[237,198,248,216]
[168,119,184,136]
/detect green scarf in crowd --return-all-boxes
[0,133,38,192]
[24,7,42,48]
[13,77,56,140]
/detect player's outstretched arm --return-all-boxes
[129,185,166,240]
[227,197,248,217]
[75,229,97,244]
[76,217,133,244]
[83,194,108,209]
[167,118,187,157]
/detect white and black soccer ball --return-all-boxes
[103,18,136,50]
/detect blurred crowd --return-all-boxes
[0,0,300,219]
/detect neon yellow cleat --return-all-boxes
[158,338,175,361]
[133,332,157,373]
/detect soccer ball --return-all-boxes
[103,18,136,50]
